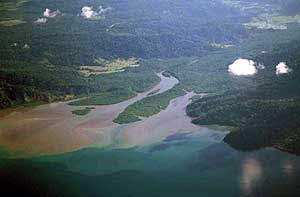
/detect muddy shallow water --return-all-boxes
[0,73,205,157]
[2,75,300,197]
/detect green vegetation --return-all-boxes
[3,1,300,196]
[112,25,300,139]
[0,0,28,26]
[80,58,139,76]
[0,0,254,108]
[188,93,300,154]
[0,63,160,108]
[0,19,25,26]
[67,68,160,106]
[71,107,94,116]
[69,89,135,106]
[11,100,47,108]
[114,85,185,124]
[0,0,28,11]
[187,35,300,154]
[1,0,300,155]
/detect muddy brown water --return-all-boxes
[0,73,206,157]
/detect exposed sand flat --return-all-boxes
[0,73,182,157]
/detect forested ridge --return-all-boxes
[187,37,300,154]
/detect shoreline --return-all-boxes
[0,72,180,157]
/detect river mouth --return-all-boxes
[0,73,206,157]
[2,74,300,196]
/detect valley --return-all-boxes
[1,0,300,196]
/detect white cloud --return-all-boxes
[276,62,292,75]
[81,6,95,19]
[81,6,112,19]
[34,18,48,24]
[228,58,258,76]
[43,8,61,18]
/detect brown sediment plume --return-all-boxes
[0,73,178,157]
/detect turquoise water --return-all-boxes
[4,128,295,196]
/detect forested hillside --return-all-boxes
[1,0,300,154]
[187,33,300,154]
[0,0,249,109]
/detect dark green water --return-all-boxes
[1,128,300,196]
